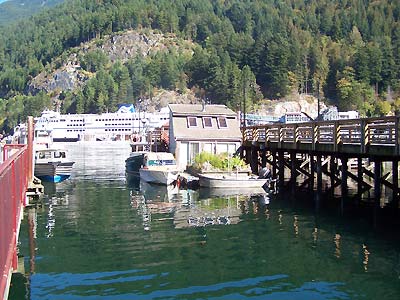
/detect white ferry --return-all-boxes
[34,105,169,142]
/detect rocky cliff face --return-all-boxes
[28,30,194,95]
[28,29,324,118]
[255,94,327,120]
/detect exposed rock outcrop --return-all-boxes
[28,30,194,95]
[254,94,327,120]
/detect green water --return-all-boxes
[9,143,400,300]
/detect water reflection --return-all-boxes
[9,143,400,300]
[363,244,370,272]
[334,233,341,259]
[128,178,271,230]
[41,181,74,238]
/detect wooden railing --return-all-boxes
[242,116,400,157]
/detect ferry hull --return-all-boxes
[53,137,80,142]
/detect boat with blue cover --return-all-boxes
[34,148,75,182]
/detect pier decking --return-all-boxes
[241,116,400,206]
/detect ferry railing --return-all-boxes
[242,116,400,156]
[0,144,29,300]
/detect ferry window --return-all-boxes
[202,117,212,128]
[217,117,228,128]
[187,117,197,127]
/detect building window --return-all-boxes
[202,117,212,128]
[187,117,197,127]
[217,117,228,128]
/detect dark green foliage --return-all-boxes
[80,50,110,72]
[193,151,247,172]
[0,0,400,133]
[0,0,64,26]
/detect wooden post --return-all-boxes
[357,157,363,195]
[330,157,336,191]
[310,153,315,190]
[278,150,285,184]
[291,151,296,183]
[272,151,277,178]
[240,143,244,160]
[360,119,368,154]
[246,146,252,169]
[392,160,399,208]
[312,123,318,151]
[341,157,348,197]
[278,125,283,148]
[294,124,299,147]
[374,160,382,203]
[395,116,400,156]
[317,155,322,193]
[27,116,34,183]
[251,145,259,174]
[334,121,341,152]
[261,147,267,168]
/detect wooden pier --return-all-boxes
[241,116,400,207]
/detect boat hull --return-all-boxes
[36,174,71,183]
[125,152,146,176]
[198,174,268,188]
[139,169,179,185]
[35,162,74,182]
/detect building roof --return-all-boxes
[169,104,242,142]
[168,104,237,117]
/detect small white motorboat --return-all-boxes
[139,152,180,185]
[198,173,269,188]
[34,148,75,182]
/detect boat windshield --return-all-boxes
[147,159,176,166]
[54,151,66,158]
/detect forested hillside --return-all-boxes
[0,0,64,26]
[0,0,399,132]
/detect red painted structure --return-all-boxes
[0,117,33,300]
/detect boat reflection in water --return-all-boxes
[40,181,76,238]
[128,177,270,230]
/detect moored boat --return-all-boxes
[139,152,180,185]
[198,173,269,188]
[34,148,75,182]
[125,151,147,176]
